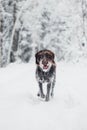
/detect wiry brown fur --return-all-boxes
[35,50,56,101]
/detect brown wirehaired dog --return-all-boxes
[35,50,56,101]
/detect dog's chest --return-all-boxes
[36,66,55,83]
[40,72,50,83]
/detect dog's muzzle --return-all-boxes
[39,59,52,72]
[42,59,49,69]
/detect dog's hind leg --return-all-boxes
[51,82,55,97]
[38,82,45,98]
[46,83,51,101]
[51,77,56,97]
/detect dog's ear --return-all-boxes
[47,50,55,60]
[52,52,55,59]
[35,52,39,65]
[51,52,55,63]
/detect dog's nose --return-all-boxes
[42,60,48,65]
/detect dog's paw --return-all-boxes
[37,93,40,97]
[37,93,45,99]
[41,94,45,98]
[45,95,50,101]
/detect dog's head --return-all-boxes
[35,50,55,72]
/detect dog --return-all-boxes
[35,50,56,101]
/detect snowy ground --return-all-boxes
[0,61,87,130]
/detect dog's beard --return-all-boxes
[39,60,52,72]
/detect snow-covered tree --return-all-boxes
[1,0,27,66]
[1,0,87,67]
[0,2,3,67]
[1,0,15,66]
[80,0,87,57]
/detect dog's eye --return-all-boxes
[46,54,52,59]
[39,55,44,59]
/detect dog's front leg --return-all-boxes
[38,82,45,98]
[46,83,51,101]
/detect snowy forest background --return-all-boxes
[0,0,87,67]
[1,1,87,129]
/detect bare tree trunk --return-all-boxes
[10,1,19,62]
[81,0,87,47]
[0,2,3,67]
[7,0,29,64]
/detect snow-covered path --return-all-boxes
[0,62,87,130]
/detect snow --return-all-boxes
[0,61,87,130]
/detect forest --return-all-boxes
[0,0,87,67]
